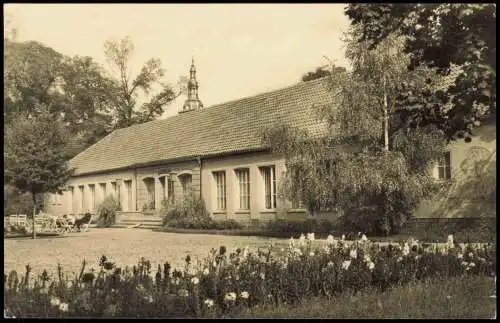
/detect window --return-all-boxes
[99,183,107,201]
[79,185,84,211]
[235,168,250,210]
[213,171,227,210]
[179,174,192,198]
[437,151,452,180]
[260,166,276,209]
[89,184,95,210]
[124,180,133,211]
[167,176,175,203]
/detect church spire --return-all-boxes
[181,57,203,113]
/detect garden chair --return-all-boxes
[17,214,27,227]
[54,215,70,234]
[33,214,49,233]
[59,214,77,233]
[42,214,59,233]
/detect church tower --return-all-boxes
[181,58,203,113]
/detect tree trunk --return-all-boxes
[383,75,389,152]
[31,192,37,240]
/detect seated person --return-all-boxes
[74,213,92,231]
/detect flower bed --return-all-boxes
[4,234,496,318]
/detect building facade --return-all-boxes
[45,61,497,222]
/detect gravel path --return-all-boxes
[4,228,286,277]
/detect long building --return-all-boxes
[46,60,497,223]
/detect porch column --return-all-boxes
[155,177,162,212]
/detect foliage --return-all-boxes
[401,218,497,244]
[3,40,64,124]
[4,37,179,160]
[301,65,347,82]
[265,219,336,236]
[161,194,242,230]
[167,218,244,231]
[345,3,496,142]
[103,37,179,129]
[161,194,211,223]
[57,55,116,156]
[142,201,156,212]
[4,185,44,217]
[3,235,496,318]
[4,224,29,237]
[4,106,74,227]
[262,26,447,235]
[237,276,496,319]
[96,196,121,228]
[3,40,116,159]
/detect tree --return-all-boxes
[345,3,496,142]
[262,27,447,235]
[5,106,74,239]
[58,55,116,156]
[4,40,117,158]
[301,65,347,82]
[3,40,65,123]
[103,37,179,128]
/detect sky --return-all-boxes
[5,3,351,118]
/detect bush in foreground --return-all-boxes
[161,194,243,230]
[4,235,496,318]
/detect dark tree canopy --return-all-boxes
[345,3,496,142]
[3,40,116,157]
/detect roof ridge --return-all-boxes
[104,77,331,133]
[69,76,334,174]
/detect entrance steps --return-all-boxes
[111,211,163,230]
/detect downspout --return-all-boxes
[196,156,202,199]
[134,168,138,212]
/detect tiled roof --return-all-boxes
[69,77,334,176]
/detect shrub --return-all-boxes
[265,218,337,235]
[4,184,44,217]
[4,224,28,236]
[96,196,121,227]
[160,195,244,230]
[161,194,210,221]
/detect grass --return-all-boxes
[236,276,497,319]
[155,226,495,244]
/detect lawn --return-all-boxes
[3,228,288,277]
[236,276,497,319]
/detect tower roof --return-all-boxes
[183,57,203,112]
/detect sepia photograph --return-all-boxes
[3,3,497,319]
